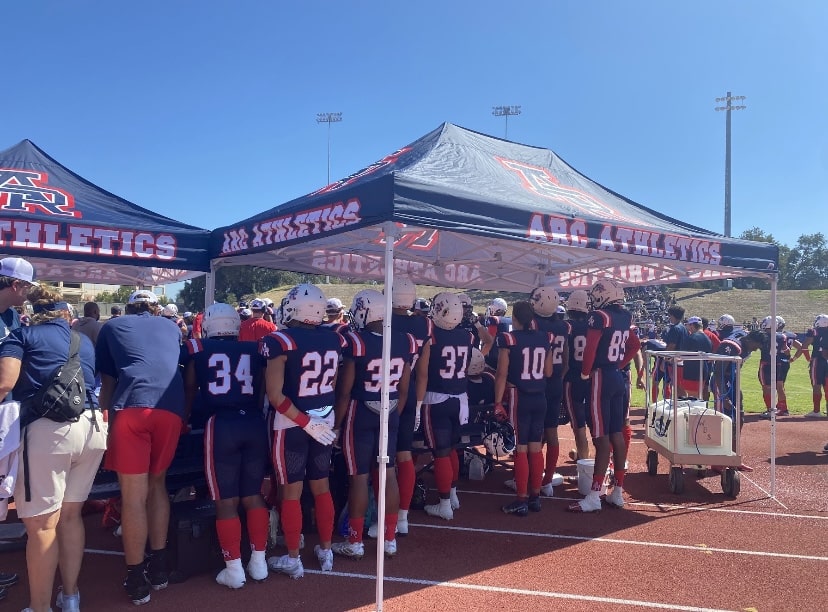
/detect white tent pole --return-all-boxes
[205,262,216,307]
[375,221,397,612]
[769,275,778,497]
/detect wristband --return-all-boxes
[292,411,310,428]
[275,397,292,415]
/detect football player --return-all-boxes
[239,299,276,342]
[181,304,270,589]
[570,280,640,513]
[563,290,592,461]
[456,293,493,356]
[260,284,345,579]
[331,290,416,560]
[758,315,800,418]
[494,301,554,516]
[483,298,512,370]
[422,293,475,521]
[792,314,828,417]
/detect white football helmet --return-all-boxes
[775,315,785,330]
[391,275,417,309]
[567,289,590,313]
[431,292,463,330]
[161,303,179,318]
[349,289,385,330]
[466,348,485,376]
[529,286,560,317]
[482,419,516,458]
[280,283,326,325]
[589,280,625,309]
[487,297,508,317]
[202,303,241,338]
[815,314,828,329]
[456,293,472,308]
[718,314,736,328]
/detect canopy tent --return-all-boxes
[209,123,781,612]
[0,139,210,285]
[209,122,777,290]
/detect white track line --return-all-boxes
[457,489,827,520]
[84,548,124,556]
[408,523,828,562]
[304,568,737,612]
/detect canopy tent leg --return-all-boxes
[204,262,216,308]
[769,275,778,498]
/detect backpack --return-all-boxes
[20,330,86,427]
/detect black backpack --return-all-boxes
[21,330,86,427]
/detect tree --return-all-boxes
[786,233,828,289]
[177,267,310,311]
[95,286,135,303]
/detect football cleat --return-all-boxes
[384,539,398,557]
[331,541,365,560]
[216,560,246,589]
[314,545,334,572]
[267,554,304,579]
[424,503,453,521]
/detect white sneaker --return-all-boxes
[56,586,80,612]
[805,411,826,418]
[449,489,461,510]
[216,560,246,589]
[314,545,333,571]
[331,540,365,559]
[504,478,517,492]
[605,486,625,508]
[566,493,602,513]
[384,539,397,557]
[539,482,554,497]
[267,554,304,579]
[397,516,409,536]
[247,550,268,581]
[424,502,453,521]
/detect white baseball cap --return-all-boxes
[326,298,344,314]
[128,290,159,304]
[0,257,37,284]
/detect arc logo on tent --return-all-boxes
[310,147,411,196]
[497,158,633,223]
[0,169,80,218]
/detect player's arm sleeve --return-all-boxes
[581,328,602,376]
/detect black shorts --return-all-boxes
[589,368,626,438]
[204,412,269,500]
[810,357,828,387]
[543,375,565,429]
[564,377,591,429]
[759,361,790,385]
[507,387,545,445]
[423,397,460,452]
[271,426,333,485]
[341,400,399,475]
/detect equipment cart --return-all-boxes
[643,351,744,498]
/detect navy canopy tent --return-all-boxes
[210,123,778,289]
[0,139,210,285]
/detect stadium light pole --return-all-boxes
[714,93,746,238]
[492,105,521,140]
[316,112,343,185]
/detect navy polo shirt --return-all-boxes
[96,312,185,416]
[0,319,96,409]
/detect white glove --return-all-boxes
[413,401,423,433]
[303,416,337,445]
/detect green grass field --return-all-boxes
[629,356,818,415]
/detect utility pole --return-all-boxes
[714,93,746,237]
[316,112,343,185]
[492,105,521,140]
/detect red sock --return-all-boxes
[314,492,335,545]
[449,451,460,482]
[434,456,453,495]
[528,451,544,493]
[763,389,771,410]
[623,425,633,454]
[396,459,415,511]
[614,467,626,488]
[279,499,303,552]
[814,391,822,412]
[541,444,559,485]
[384,513,398,541]
[348,516,364,544]
[245,507,270,552]
[513,451,529,498]
[215,517,241,560]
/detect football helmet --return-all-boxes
[775,315,785,330]
[202,303,241,338]
[567,289,590,313]
[718,314,736,328]
[482,418,516,458]
[529,286,560,317]
[760,316,773,331]
[814,314,828,329]
[430,292,463,330]
[414,297,431,314]
[280,284,326,325]
[486,297,508,317]
[456,293,474,323]
[466,348,486,376]
[349,289,385,330]
[589,280,625,309]
[391,275,417,309]
[161,303,179,318]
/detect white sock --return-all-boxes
[226,557,243,571]
[250,549,266,563]
[398,509,408,521]
[439,498,452,511]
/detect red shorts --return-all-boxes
[104,408,183,475]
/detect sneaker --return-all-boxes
[760,410,774,419]
[424,503,453,521]
[267,554,304,579]
[775,409,790,417]
[567,494,602,513]
[527,496,542,513]
[805,411,826,418]
[449,491,461,511]
[503,478,517,492]
[384,539,397,557]
[145,550,169,591]
[123,568,151,606]
[331,540,365,560]
[397,516,409,537]
[216,561,246,589]
[247,550,268,582]
[56,587,80,612]
[604,487,625,508]
[367,522,378,539]
[314,545,334,572]
[539,482,554,497]
[502,499,529,516]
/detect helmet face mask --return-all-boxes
[431,292,463,330]
[280,284,327,326]
[349,289,385,330]
[202,303,241,338]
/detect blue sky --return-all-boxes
[3,1,826,293]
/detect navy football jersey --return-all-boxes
[182,338,265,414]
[760,332,790,363]
[565,318,589,381]
[259,326,346,413]
[586,306,633,369]
[342,329,417,402]
[495,329,552,394]
[484,316,512,369]
[391,312,433,368]
[805,328,828,358]
[533,315,568,378]
[427,326,475,395]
